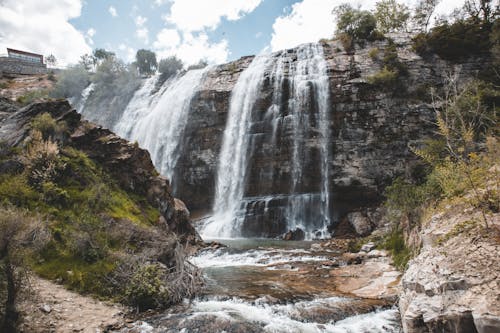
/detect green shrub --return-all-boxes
[16,90,50,105]
[367,66,398,88]
[125,264,170,310]
[334,4,377,40]
[31,113,67,140]
[412,20,492,61]
[339,33,354,52]
[381,228,411,270]
[368,47,380,60]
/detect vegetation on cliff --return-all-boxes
[0,102,201,331]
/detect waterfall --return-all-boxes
[285,43,331,237]
[201,55,271,238]
[201,43,331,239]
[71,83,95,114]
[113,68,208,183]
[113,75,163,138]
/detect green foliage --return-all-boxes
[368,47,380,60]
[333,4,377,40]
[412,0,441,32]
[374,0,410,33]
[187,60,208,71]
[135,49,158,76]
[158,56,184,81]
[367,66,398,88]
[88,56,141,111]
[31,113,67,140]
[381,228,411,270]
[50,64,90,99]
[125,264,170,310]
[367,41,408,92]
[412,20,493,61]
[16,90,50,105]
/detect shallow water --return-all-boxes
[121,239,402,333]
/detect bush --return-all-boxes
[31,113,67,140]
[381,228,411,270]
[412,20,493,61]
[367,66,398,88]
[16,90,50,105]
[125,264,170,310]
[374,0,410,34]
[368,47,380,60]
[158,56,183,81]
[333,4,377,40]
[50,65,90,99]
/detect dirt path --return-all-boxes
[17,276,126,333]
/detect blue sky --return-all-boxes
[0,0,466,66]
[70,0,303,64]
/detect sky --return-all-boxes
[0,0,467,67]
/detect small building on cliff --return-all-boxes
[0,48,48,76]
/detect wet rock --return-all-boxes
[282,228,305,241]
[40,304,52,313]
[360,242,376,253]
[347,211,373,236]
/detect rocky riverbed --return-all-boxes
[117,238,402,332]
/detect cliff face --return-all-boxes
[76,34,488,237]
[399,200,500,333]
[0,99,197,243]
[170,35,486,236]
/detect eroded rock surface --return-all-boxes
[399,203,500,333]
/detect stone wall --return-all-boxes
[0,57,48,75]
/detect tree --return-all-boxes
[374,0,410,33]
[187,60,208,71]
[79,54,96,71]
[135,49,157,76]
[412,0,441,32]
[92,48,115,66]
[158,56,183,81]
[50,64,90,99]
[45,54,57,68]
[333,4,377,40]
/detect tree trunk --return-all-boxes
[1,253,18,333]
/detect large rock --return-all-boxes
[399,203,500,333]
[0,100,199,244]
[347,211,373,236]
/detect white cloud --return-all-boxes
[154,31,228,65]
[135,15,147,27]
[270,0,467,52]
[86,28,96,37]
[153,29,181,49]
[154,0,171,6]
[166,0,263,32]
[134,15,149,44]
[0,0,91,65]
[108,6,118,17]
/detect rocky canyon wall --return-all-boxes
[78,34,488,238]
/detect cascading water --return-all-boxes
[201,55,271,238]
[285,43,331,237]
[202,43,331,239]
[71,82,95,114]
[113,68,208,183]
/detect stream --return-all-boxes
[122,239,402,333]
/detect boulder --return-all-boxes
[347,212,373,236]
[282,228,305,241]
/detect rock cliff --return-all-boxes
[0,99,198,243]
[399,200,500,333]
[76,34,489,238]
